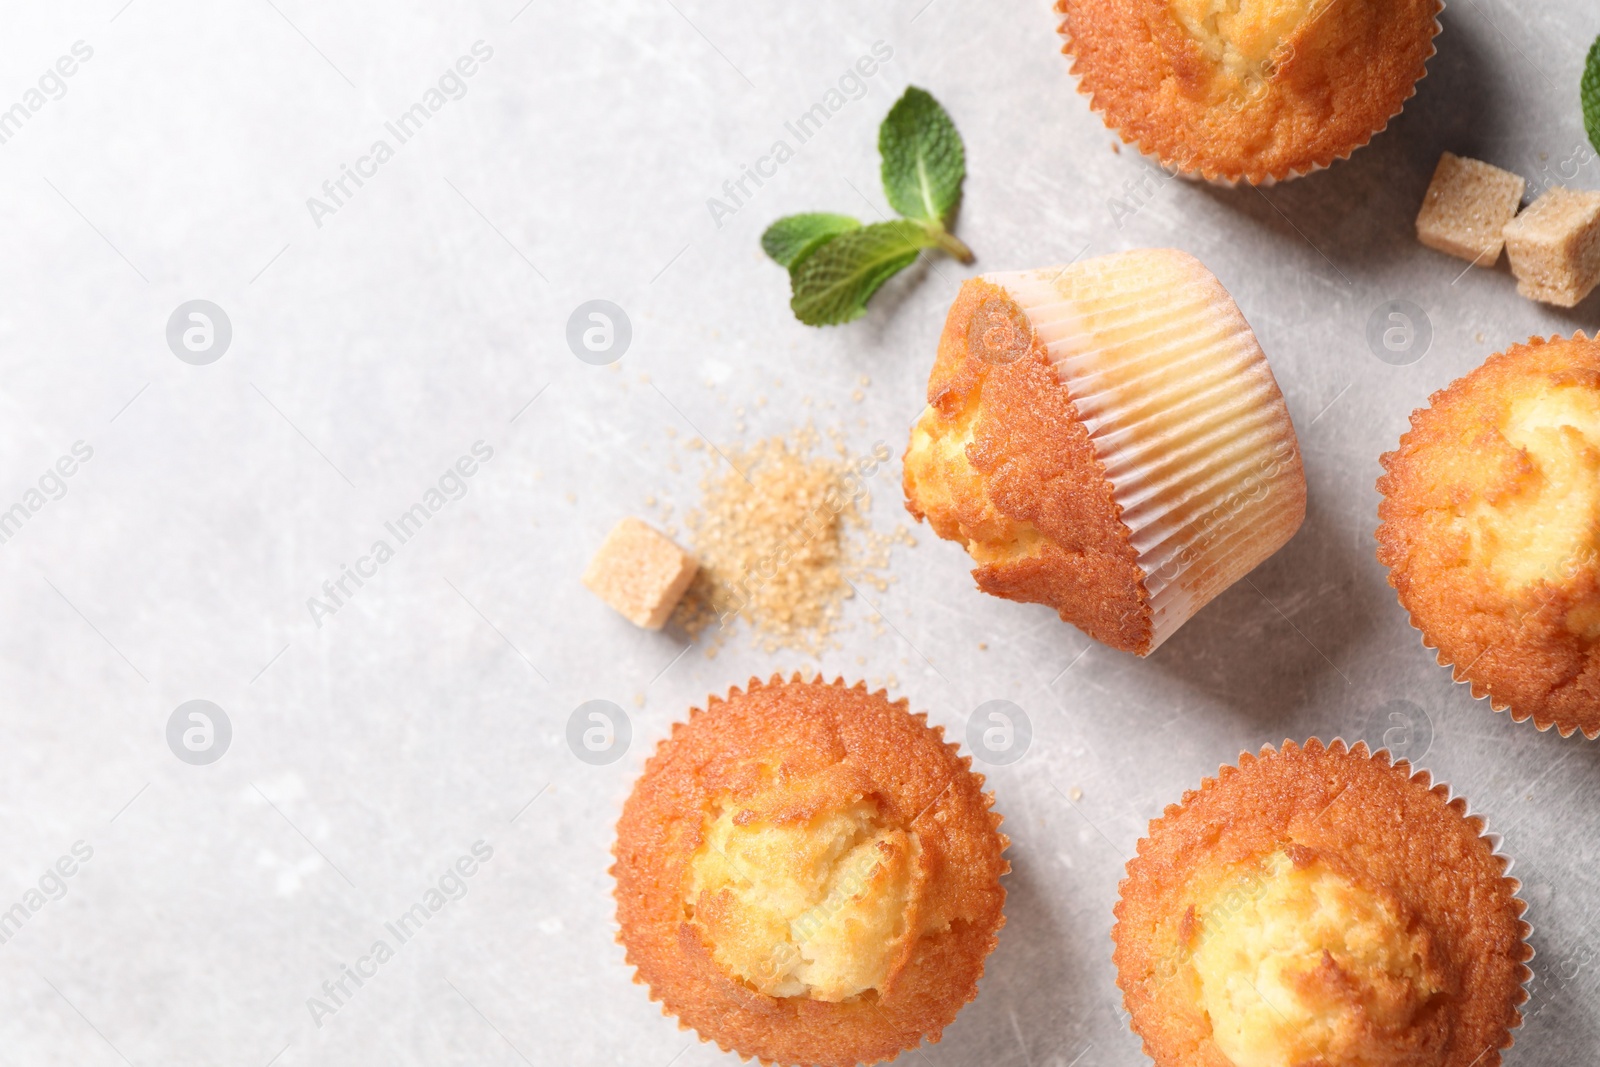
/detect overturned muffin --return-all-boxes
[1114,740,1531,1067]
[1378,334,1600,738]
[904,249,1305,656]
[1055,0,1442,183]
[612,676,1008,1067]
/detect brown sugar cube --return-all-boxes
[1502,186,1600,307]
[1415,152,1525,266]
[583,518,698,630]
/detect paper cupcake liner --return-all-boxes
[1398,591,1600,741]
[1054,2,1443,186]
[1114,738,1533,1067]
[1405,526,1600,741]
[989,250,1305,653]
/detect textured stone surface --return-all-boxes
[0,2,1597,1065]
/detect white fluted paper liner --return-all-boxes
[988,249,1305,653]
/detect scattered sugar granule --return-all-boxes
[671,425,897,656]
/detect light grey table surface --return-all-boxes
[1,1,1597,1064]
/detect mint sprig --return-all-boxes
[761,86,972,327]
[760,213,861,270]
[880,87,967,232]
[1585,34,1600,155]
[790,221,944,326]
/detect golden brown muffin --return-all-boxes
[904,249,1305,656]
[612,675,1009,1067]
[1056,0,1443,183]
[1114,740,1531,1067]
[1378,334,1600,739]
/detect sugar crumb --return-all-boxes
[671,424,901,657]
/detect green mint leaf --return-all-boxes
[1585,35,1600,155]
[760,213,861,270]
[789,220,941,326]
[879,86,966,227]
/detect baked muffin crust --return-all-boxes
[1114,740,1531,1067]
[1378,334,1600,738]
[904,252,1305,655]
[612,676,1008,1067]
[905,276,1152,651]
[1056,0,1443,183]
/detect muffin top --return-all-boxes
[1378,334,1600,738]
[1056,0,1442,183]
[1113,740,1530,1067]
[612,676,1008,1067]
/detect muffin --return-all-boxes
[904,248,1305,656]
[612,675,1009,1066]
[1114,739,1531,1067]
[1378,334,1600,739]
[1055,0,1443,183]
